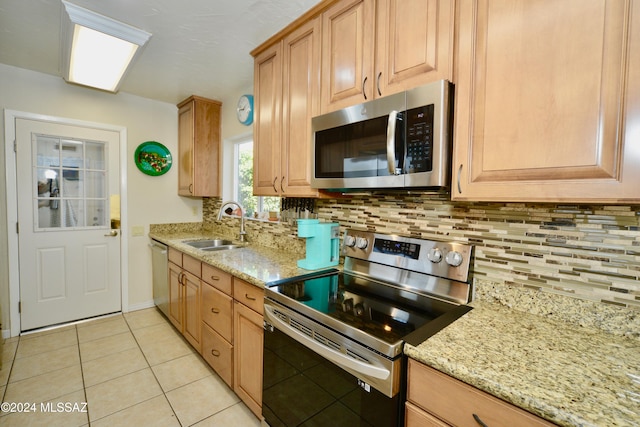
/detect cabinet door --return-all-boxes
[253,42,282,196]
[177,100,195,196]
[281,17,322,197]
[233,301,263,418]
[405,402,450,427]
[453,0,638,202]
[168,262,183,331]
[321,0,375,113]
[376,0,454,97]
[183,270,201,352]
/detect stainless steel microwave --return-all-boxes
[311,80,452,191]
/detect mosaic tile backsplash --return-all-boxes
[203,194,640,311]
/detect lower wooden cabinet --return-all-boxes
[406,359,555,427]
[233,281,264,419]
[168,249,202,352]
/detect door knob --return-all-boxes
[104,230,118,237]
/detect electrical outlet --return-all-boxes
[132,225,145,236]
[192,206,199,216]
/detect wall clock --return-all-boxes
[236,94,254,126]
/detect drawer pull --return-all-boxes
[245,293,256,301]
[210,275,220,281]
[473,414,489,427]
[211,307,220,314]
[211,349,220,357]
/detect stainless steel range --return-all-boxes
[262,229,474,427]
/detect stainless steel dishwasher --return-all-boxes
[150,240,169,317]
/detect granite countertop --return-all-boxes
[149,230,330,288]
[404,301,640,427]
[150,228,639,427]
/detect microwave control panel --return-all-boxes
[405,104,434,173]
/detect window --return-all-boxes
[234,139,279,217]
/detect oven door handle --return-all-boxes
[264,306,391,380]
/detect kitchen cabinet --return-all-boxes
[167,248,202,352]
[320,0,454,113]
[406,359,555,427]
[452,0,640,203]
[233,279,264,418]
[177,95,222,197]
[201,264,234,387]
[253,17,322,197]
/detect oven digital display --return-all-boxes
[373,238,420,259]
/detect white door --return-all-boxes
[15,118,121,331]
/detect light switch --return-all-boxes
[132,225,145,236]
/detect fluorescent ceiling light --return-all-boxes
[61,1,151,92]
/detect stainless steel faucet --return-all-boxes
[218,201,247,242]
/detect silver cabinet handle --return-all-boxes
[245,293,256,301]
[272,177,278,193]
[473,414,489,427]
[457,164,463,194]
[377,71,382,96]
[104,230,118,237]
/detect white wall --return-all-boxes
[0,63,203,333]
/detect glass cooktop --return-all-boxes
[266,269,456,346]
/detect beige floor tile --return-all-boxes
[124,307,167,331]
[79,331,137,362]
[82,347,148,387]
[152,353,213,392]
[15,329,78,359]
[4,364,84,404]
[166,375,240,426]
[193,402,262,426]
[131,321,182,346]
[9,345,80,383]
[91,395,180,427]
[137,332,194,366]
[2,339,18,363]
[85,367,163,422]
[0,389,88,427]
[77,316,130,344]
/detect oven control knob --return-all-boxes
[427,248,443,263]
[355,237,369,249]
[344,235,356,247]
[445,251,464,267]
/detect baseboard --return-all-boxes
[126,300,156,313]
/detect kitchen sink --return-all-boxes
[183,239,245,251]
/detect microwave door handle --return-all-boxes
[386,110,399,175]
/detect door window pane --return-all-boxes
[34,134,108,230]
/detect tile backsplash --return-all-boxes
[203,194,640,311]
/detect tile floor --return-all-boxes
[0,308,262,426]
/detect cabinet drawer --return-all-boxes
[183,254,201,277]
[202,263,232,295]
[168,247,182,265]
[407,360,554,427]
[202,282,233,342]
[202,323,233,387]
[234,279,264,314]
[405,401,449,427]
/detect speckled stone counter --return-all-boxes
[405,300,640,427]
[148,229,327,288]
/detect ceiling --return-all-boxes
[0,0,319,105]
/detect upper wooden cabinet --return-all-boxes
[253,17,322,197]
[452,0,640,202]
[177,95,222,197]
[320,0,454,113]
